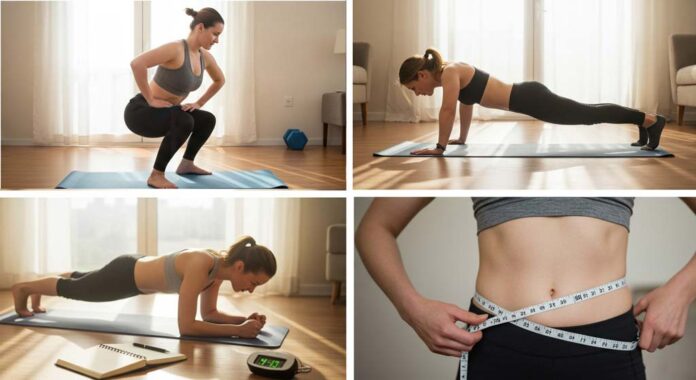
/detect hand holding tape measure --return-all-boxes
[401,296,488,357]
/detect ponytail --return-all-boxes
[223,235,277,277]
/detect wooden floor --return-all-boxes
[0,292,345,379]
[1,145,346,190]
[353,120,696,189]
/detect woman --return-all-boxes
[12,236,274,338]
[125,7,226,189]
[400,49,666,155]
[356,198,696,379]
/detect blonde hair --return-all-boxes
[214,235,276,276]
[399,48,445,84]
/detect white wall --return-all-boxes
[0,1,346,146]
[355,197,696,379]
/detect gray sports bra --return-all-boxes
[163,250,220,293]
[472,197,635,234]
[153,39,205,97]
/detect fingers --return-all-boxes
[451,307,489,326]
[638,323,654,352]
[633,297,648,316]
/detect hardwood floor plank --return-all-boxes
[1,146,346,190]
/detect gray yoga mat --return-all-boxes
[0,309,289,348]
[55,170,288,189]
[373,142,674,158]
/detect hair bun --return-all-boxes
[185,8,198,17]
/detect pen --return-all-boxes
[133,342,169,353]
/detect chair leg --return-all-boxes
[361,103,367,126]
[323,123,328,146]
[331,281,341,304]
[678,105,685,126]
[341,126,346,155]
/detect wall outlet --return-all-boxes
[284,96,294,107]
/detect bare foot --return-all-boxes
[31,295,46,313]
[147,171,177,189]
[176,159,212,175]
[12,284,34,317]
[447,138,466,145]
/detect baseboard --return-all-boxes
[1,138,35,146]
[298,282,345,297]
[1,138,340,147]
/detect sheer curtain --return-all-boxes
[385,0,696,122]
[386,0,526,122]
[33,1,137,144]
[33,0,256,145]
[0,199,138,288]
[541,0,633,108]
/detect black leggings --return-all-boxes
[509,81,646,127]
[457,303,645,380]
[56,255,144,302]
[124,94,216,172]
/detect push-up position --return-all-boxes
[125,7,226,188]
[400,48,666,155]
[12,236,274,338]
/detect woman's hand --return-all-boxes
[181,102,201,112]
[410,147,444,156]
[402,296,488,357]
[247,312,267,327]
[448,138,466,145]
[236,319,263,338]
[633,281,691,352]
[148,98,174,108]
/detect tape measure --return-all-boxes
[247,351,312,379]
[459,277,639,380]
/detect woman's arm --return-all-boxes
[182,50,225,112]
[633,199,696,352]
[198,280,247,325]
[178,256,262,338]
[411,67,461,155]
[356,198,487,357]
[130,42,179,107]
[449,103,473,144]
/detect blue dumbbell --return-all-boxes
[283,129,308,150]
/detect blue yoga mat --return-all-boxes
[374,142,674,158]
[0,309,289,348]
[55,170,288,189]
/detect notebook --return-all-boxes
[55,343,186,379]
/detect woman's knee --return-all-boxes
[194,110,216,130]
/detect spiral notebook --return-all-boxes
[55,343,186,379]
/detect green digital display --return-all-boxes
[254,355,287,369]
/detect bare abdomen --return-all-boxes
[475,216,632,327]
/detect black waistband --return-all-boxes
[469,301,639,357]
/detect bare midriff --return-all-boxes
[149,80,188,106]
[133,249,211,293]
[475,216,632,328]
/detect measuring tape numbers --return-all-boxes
[459,278,639,380]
